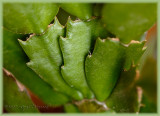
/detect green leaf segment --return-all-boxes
[85,38,145,101]
[3,3,59,34]
[59,18,95,99]
[85,38,125,101]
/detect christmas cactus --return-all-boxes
[3,3,157,113]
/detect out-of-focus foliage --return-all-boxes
[102,3,157,43]
[60,3,93,20]
[64,104,80,113]
[3,3,59,34]
[106,67,139,112]
[138,24,157,113]
[3,72,39,113]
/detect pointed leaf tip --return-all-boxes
[54,16,64,28]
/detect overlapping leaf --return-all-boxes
[19,18,83,100]
[59,18,108,99]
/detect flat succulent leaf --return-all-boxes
[106,67,140,113]
[3,73,39,113]
[85,38,125,101]
[3,29,69,106]
[60,3,92,20]
[59,19,94,98]
[123,41,146,70]
[64,104,80,113]
[3,3,59,34]
[102,3,157,43]
[19,18,83,100]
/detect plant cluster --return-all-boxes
[3,3,157,113]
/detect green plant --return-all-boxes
[3,3,157,113]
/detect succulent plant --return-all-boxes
[3,3,157,113]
